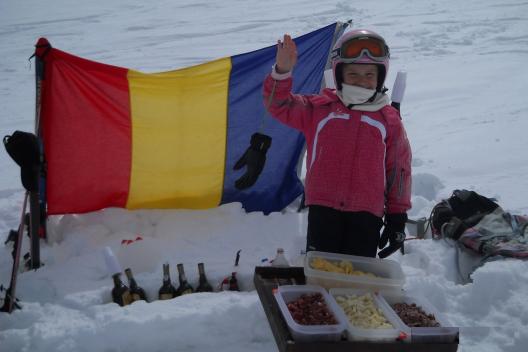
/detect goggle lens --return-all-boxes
[341,37,387,59]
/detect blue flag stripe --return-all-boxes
[221,23,337,214]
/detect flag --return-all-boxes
[37,23,337,215]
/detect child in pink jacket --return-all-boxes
[263,29,412,258]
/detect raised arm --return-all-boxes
[263,35,316,132]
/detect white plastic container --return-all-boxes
[304,251,405,292]
[329,288,410,342]
[273,285,347,342]
[378,291,459,343]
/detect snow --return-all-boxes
[1,0,528,351]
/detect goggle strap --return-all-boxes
[330,48,341,61]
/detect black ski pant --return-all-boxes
[306,205,383,258]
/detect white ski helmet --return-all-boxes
[331,29,390,91]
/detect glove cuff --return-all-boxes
[385,213,407,233]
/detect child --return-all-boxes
[263,29,412,258]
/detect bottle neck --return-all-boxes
[125,269,137,288]
[198,263,208,283]
[177,264,187,283]
[112,273,123,287]
[163,265,171,284]
[198,263,206,276]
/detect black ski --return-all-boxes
[1,192,29,313]
[30,38,49,266]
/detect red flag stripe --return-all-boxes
[40,47,132,214]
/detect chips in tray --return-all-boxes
[310,257,377,277]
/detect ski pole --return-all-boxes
[391,70,407,112]
[391,70,407,255]
[1,191,29,313]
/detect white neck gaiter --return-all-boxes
[337,83,390,111]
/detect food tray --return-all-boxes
[274,285,347,342]
[254,266,458,352]
[378,291,460,343]
[304,251,405,292]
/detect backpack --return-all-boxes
[430,189,499,240]
[3,131,42,192]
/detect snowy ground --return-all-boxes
[1,0,528,351]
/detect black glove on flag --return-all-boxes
[233,133,272,190]
[378,213,407,259]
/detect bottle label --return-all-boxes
[159,293,173,300]
[131,293,141,302]
[122,291,132,306]
[181,288,193,295]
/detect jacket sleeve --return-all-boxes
[263,74,314,132]
[384,112,412,215]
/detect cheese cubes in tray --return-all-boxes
[330,288,409,342]
[334,292,392,329]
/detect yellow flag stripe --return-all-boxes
[126,57,231,209]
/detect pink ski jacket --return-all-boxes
[263,75,412,217]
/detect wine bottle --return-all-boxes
[112,273,132,307]
[176,263,194,296]
[195,262,213,292]
[158,263,177,300]
[103,246,131,306]
[125,268,147,302]
[271,248,290,267]
[228,272,240,291]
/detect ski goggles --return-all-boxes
[332,36,390,62]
